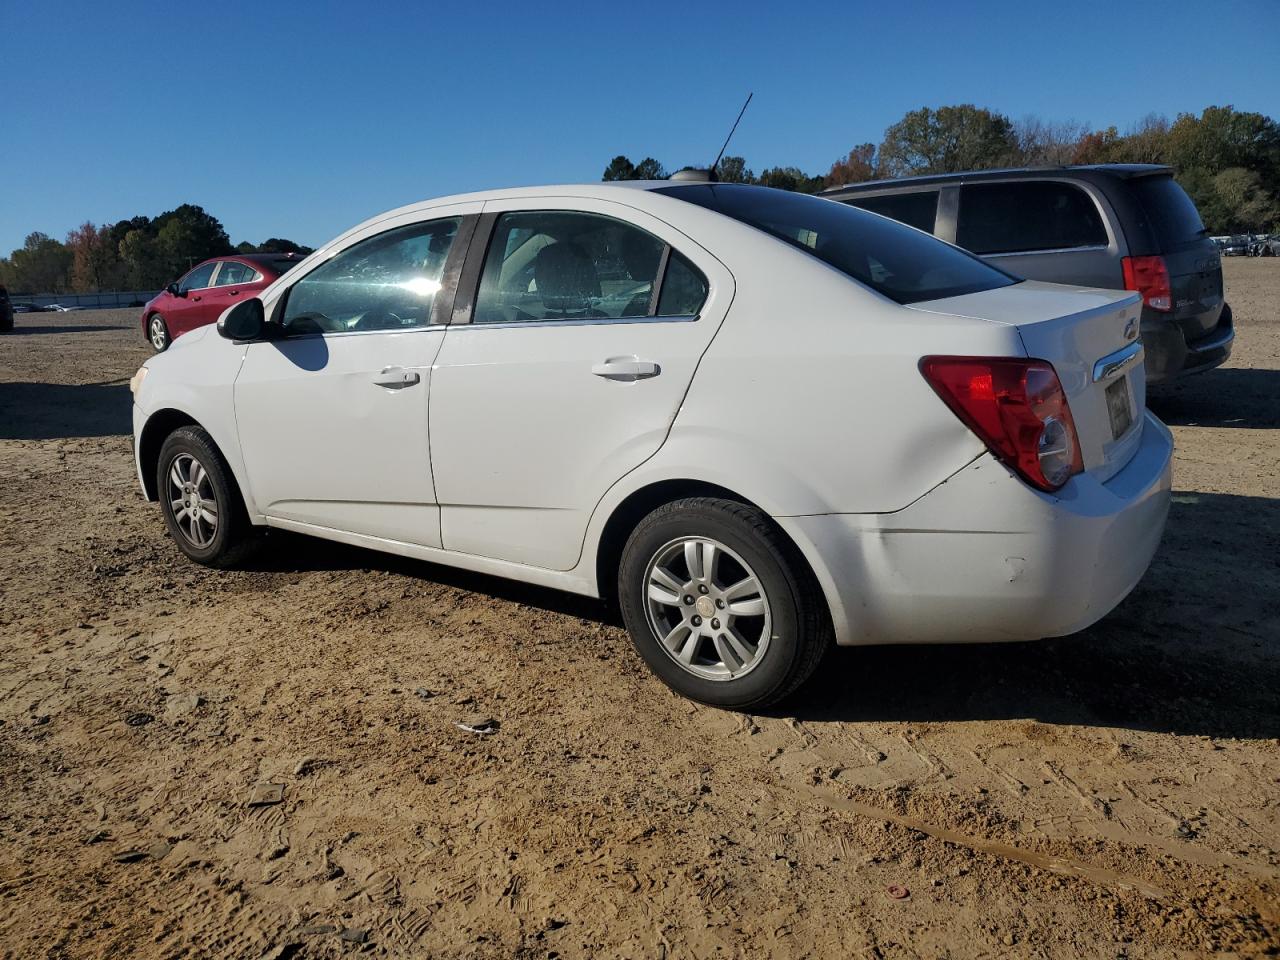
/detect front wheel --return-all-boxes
[618,497,831,710]
[148,313,171,352]
[157,426,259,568]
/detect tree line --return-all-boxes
[604,104,1280,234]
[0,204,314,295]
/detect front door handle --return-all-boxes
[591,357,661,382]
[372,366,421,388]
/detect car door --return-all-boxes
[209,259,255,319]
[429,199,733,570]
[167,261,218,336]
[232,207,478,547]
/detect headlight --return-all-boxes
[129,366,148,397]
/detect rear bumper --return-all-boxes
[777,411,1173,646]
[1143,303,1234,384]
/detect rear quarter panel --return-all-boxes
[610,228,1026,518]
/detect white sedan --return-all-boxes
[130,182,1172,709]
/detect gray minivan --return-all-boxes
[822,165,1233,383]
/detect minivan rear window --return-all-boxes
[658,184,1016,305]
[957,181,1108,255]
[1129,175,1207,250]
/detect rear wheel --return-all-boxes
[148,313,171,352]
[157,426,259,567]
[618,497,831,710]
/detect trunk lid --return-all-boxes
[909,280,1146,482]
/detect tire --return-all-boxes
[148,313,171,352]
[156,426,259,568]
[0,311,12,333]
[617,497,832,710]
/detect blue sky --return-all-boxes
[1,0,1276,255]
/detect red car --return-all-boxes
[143,253,303,351]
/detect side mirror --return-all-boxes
[218,297,267,341]
[166,282,183,297]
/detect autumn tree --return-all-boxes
[826,144,879,186]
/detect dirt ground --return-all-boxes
[1,260,1277,959]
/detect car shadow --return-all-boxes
[8,324,130,335]
[1148,367,1280,429]
[0,381,133,439]
[242,491,1279,741]
[773,490,1280,740]
[246,530,616,625]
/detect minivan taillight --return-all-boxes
[1122,255,1171,312]
[920,357,1084,492]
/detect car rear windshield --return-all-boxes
[272,258,302,274]
[1130,175,1206,250]
[657,184,1017,304]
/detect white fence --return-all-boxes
[16,290,160,310]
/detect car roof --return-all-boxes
[820,163,1174,194]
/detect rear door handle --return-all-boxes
[372,366,421,388]
[591,357,660,381]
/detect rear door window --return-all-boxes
[1129,176,1207,251]
[214,262,254,286]
[957,181,1107,255]
[845,191,939,233]
[473,211,704,323]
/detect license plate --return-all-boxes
[1105,376,1133,439]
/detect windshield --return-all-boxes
[1130,176,1206,250]
[656,184,1017,304]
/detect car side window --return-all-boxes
[214,262,253,286]
[846,191,939,234]
[957,181,1108,255]
[474,211,674,324]
[656,251,708,316]
[178,263,216,293]
[281,218,460,335]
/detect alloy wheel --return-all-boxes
[150,316,168,350]
[643,536,772,681]
[166,453,218,548]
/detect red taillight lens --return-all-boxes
[1121,255,1171,312]
[920,356,1084,492]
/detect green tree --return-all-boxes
[757,166,825,193]
[632,157,667,180]
[151,204,232,278]
[879,105,1020,175]
[118,229,167,289]
[256,237,315,255]
[1213,167,1280,232]
[716,156,753,183]
[6,232,73,293]
[1166,106,1280,182]
[602,155,637,181]
[602,155,667,180]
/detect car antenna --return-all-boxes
[711,92,753,178]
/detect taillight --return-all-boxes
[920,357,1084,492]
[1122,255,1171,312]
